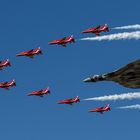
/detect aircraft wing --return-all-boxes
[104,59,140,88]
[100,107,104,109]
[116,59,140,76]
[104,59,140,78]
[96,25,101,29]
[27,55,34,58]
[26,49,34,53]
[67,102,73,105]
[95,33,100,36]
[61,44,66,47]
[59,37,67,43]
[99,111,103,114]
[5,87,9,90]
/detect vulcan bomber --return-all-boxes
[83,59,140,88]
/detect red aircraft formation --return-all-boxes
[89,104,111,114]
[16,47,42,58]
[82,24,109,36]
[58,96,80,105]
[48,35,75,47]
[1,24,111,114]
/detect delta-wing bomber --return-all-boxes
[83,59,140,88]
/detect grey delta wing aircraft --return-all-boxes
[83,59,140,88]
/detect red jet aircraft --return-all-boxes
[27,87,50,97]
[16,47,42,58]
[0,59,11,70]
[89,104,110,114]
[48,35,75,47]
[58,96,80,105]
[82,24,109,36]
[0,79,16,90]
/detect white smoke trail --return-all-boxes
[113,24,140,30]
[84,92,140,101]
[117,104,140,109]
[80,31,140,41]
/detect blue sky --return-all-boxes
[0,0,140,139]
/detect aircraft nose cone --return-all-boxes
[83,77,92,82]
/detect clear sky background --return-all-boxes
[0,0,140,140]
